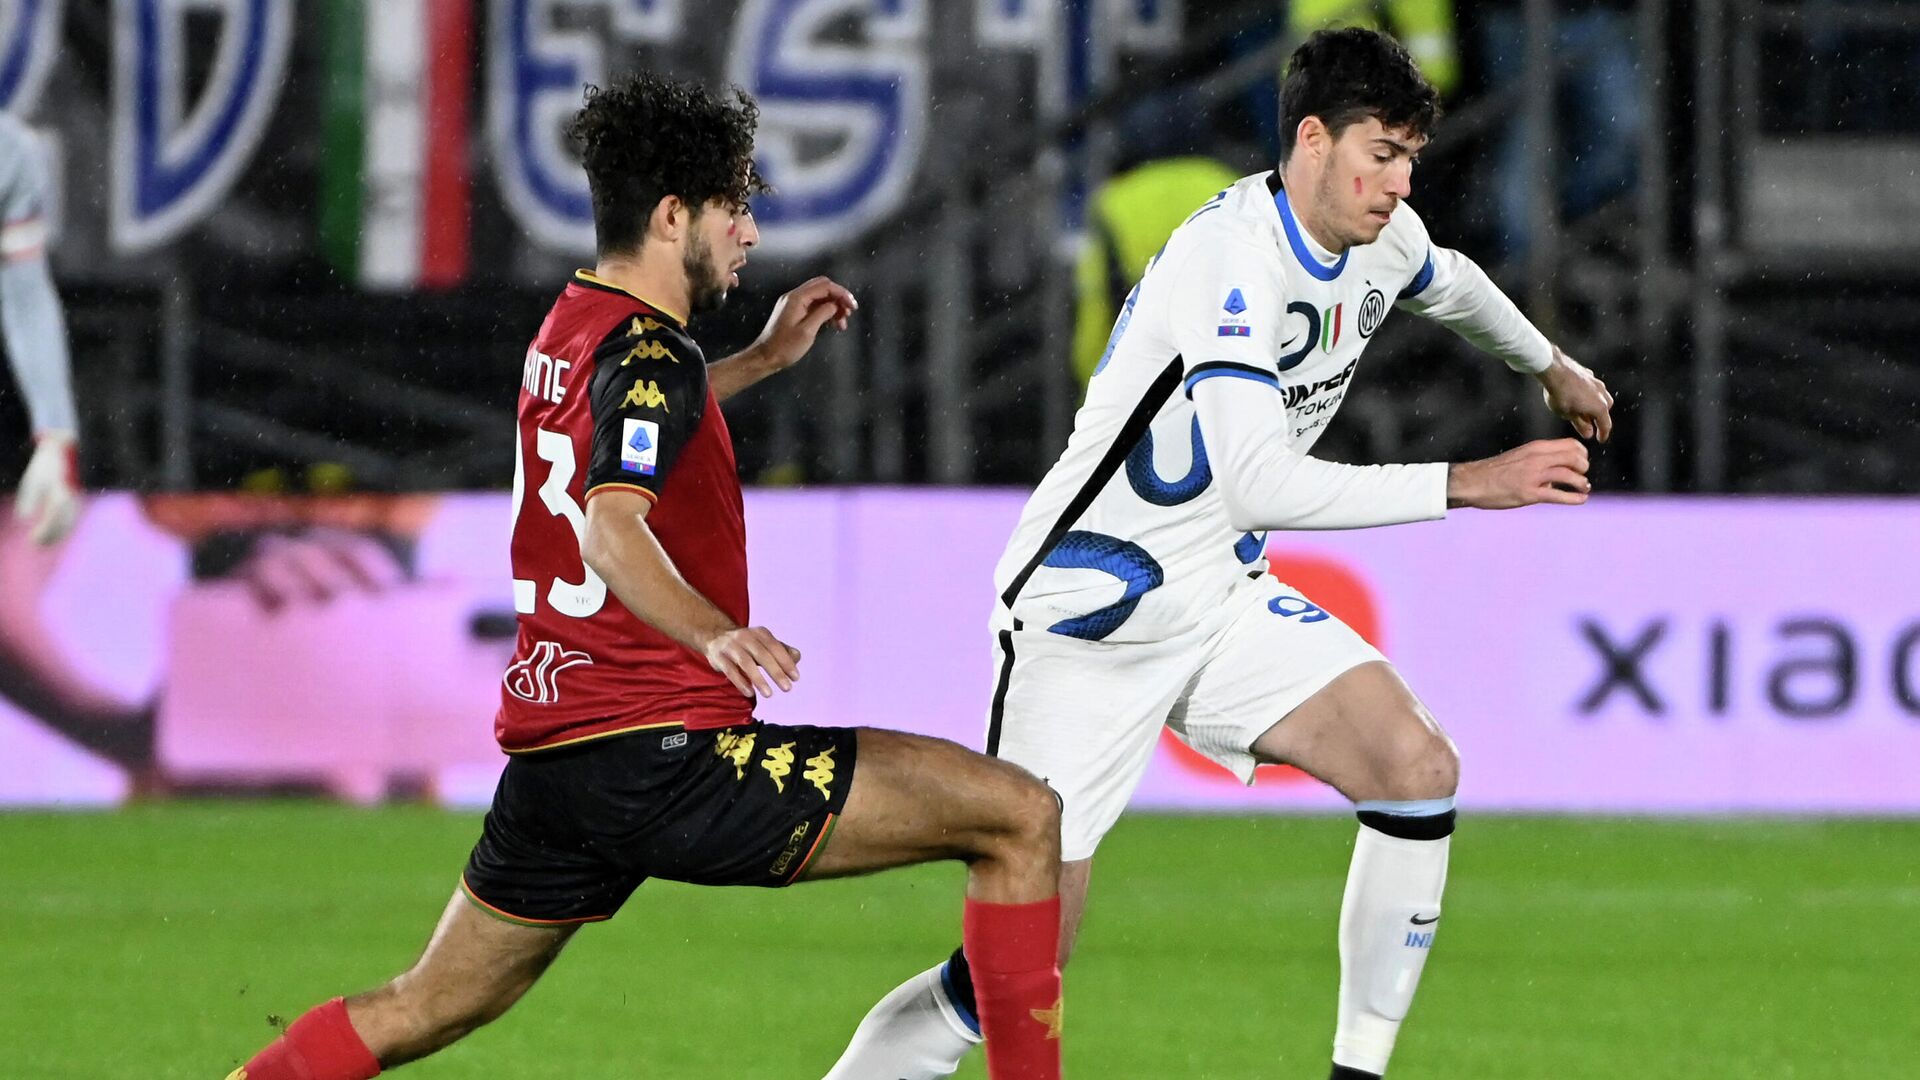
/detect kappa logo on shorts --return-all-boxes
[768,820,812,877]
[803,747,837,799]
[714,729,757,779]
[761,741,797,793]
[503,641,594,704]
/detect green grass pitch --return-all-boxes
[4,805,1916,1078]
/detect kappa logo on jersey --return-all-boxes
[503,641,594,704]
[623,378,671,411]
[620,337,678,366]
[621,418,661,475]
[1357,288,1387,338]
[1218,285,1252,337]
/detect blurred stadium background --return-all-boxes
[3,1,1917,1077]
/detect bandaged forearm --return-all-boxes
[1399,246,1552,374]
[1190,376,1447,531]
[0,255,77,435]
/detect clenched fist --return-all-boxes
[1447,438,1591,510]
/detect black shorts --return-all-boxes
[461,720,858,925]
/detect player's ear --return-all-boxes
[1296,116,1329,162]
[649,195,686,243]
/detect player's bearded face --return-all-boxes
[683,200,758,317]
[683,216,729,316]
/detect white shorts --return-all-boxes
[987,573,1385,861]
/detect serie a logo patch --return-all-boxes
[620,418,661,474]
[1218,285,1253,337]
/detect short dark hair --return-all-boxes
[566,72,770,256]
[1278,27,1441,164]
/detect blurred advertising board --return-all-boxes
[2,492,1917,813]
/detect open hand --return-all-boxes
[16,432,79,545]
[704,626,802,699]
[749,277,858,374]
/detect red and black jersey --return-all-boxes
[496,270,752,752]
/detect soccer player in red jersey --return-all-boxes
[225,74,1065,1080]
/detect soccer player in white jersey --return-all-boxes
[0,111,80,545]
[825,27,1614,1080]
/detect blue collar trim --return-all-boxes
[1272,179,1348,282]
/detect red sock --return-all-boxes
[964,897,1063,1080]
[235,998,381,1080]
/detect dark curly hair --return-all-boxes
[566,72,770,257]
[1279,27,1441,164]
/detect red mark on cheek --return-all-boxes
[1354,176,1363,196]
[726,221,738,238]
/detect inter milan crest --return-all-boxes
[1357,288,1387,339]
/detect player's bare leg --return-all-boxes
[227,891,575,1078]
[806,728,1064,1080]
[1251,660,1459,1080]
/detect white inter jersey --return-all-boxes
[994,171,1472,644]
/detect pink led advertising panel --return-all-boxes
[2,492,1915,813]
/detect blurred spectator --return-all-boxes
[1479,0,1644,261]
[0,112,80,545]
[1290,0,1462,97]
[1076,97,1240,387]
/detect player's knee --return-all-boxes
[988,771,1063,865]
[1373,714,1459,801]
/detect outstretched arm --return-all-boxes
[1168,240,1589,533]
[1189,369,1448,531]
[2,118,81,545]
[1190,373,1590,532]
[1399,244,1615,441]
[0,254,75,438]
[708,276,857,402]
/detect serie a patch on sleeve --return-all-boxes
[1218,285,1252,336]
[620,418,661,475]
